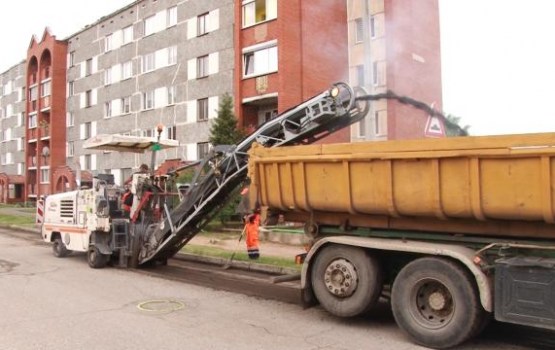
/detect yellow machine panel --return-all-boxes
[248,133,555,239]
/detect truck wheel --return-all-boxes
[52,238,70,258]
[391,257,485,349]
[311,245,382,317]
[87,245,109,269]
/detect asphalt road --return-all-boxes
[0,229,544,350]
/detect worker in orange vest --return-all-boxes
[245,208,260,259]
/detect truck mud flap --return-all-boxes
[495,257,555,330]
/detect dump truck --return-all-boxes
[247,133,555,348]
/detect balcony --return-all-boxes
[28,156,37,168]
[40,126,50,139]
[41,96,51,111]
[28,128,38,141]
[27,184,37,197]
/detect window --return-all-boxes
[167,6,177,27]
[84,154,91,170]
[122,61,133,79]
[105,101,113,118]
[197,55,209,78]
[356,65,364,87]
[68,81,74,96]
[197,13,208,36]
[29,86,38,101]
[122,25,133,44]
[144,15,156,36]
[41,80,51,97]
[358,119,366,137]
[86,58,93,76]
[168,46,177,65]
[167,86,176,105]
[105,34,113,51]
[105,67,112,85]
[141,128,154,137]
[372,61,379,85]
[355,18,364,43]
[67,142,74,157]
[242,0,277,27]
[197,142,210,160]
[143,91,154,110]
[17,138,24,151]
[370,16,376,38]
[84,122,92,139]
[29,114,37,129]
[69,51,75,67]
[121,96,131,114]
[17,112,24,127]
[375,110,387,136]
[142,53,155,73]
[166,125,177,140]
[243,44,278,77]
[40,169,50,183]
[197,98,209,121]
[0,130,3,142]
[85,90,92,107]
[67,112,74,127]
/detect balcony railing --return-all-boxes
[41,96,50,110]
[40,126,50,138]
[28,128,38,140]
[27,184,36,196]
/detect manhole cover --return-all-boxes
[137,299,185,314]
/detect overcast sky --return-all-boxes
[1,0,554,136]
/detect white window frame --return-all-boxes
[143,91,154,110]
[242,0,277,28]
[40,168,50,184]
[142,53,155,73]
[168,46,177,65]
[197,98,209,121]
[122,60,133,80]
[121,96,131,114]
[122,25,133,44]
[242,41,278,78]
[105,101,113,118]
[167,86,176,105]
[144,15,156,36]
[40,80,51,97]
[67,141,75,157]
[197,12,208,36]
[167,6,177,27]
[197,55,209,78]
[355,18,364,43]
[67,112,74,127]
[105,33,113,51]
[105,67,112,85]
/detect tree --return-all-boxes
[444,114,471,137]
[209,94,246,145]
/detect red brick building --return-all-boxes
[25,29,68,199]
[234,0,351,143]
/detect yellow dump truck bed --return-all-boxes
[248,133,555,239]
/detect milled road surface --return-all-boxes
[0,228,551,350]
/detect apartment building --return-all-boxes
[0,61,27,203]
[234,0,351,143]
[347,0,443,141]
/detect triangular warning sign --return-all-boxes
[425,116,445,138]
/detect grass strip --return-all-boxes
[182,244,301,271]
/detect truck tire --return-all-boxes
[87,245,109,269]
[52,238,70,258]
[311,245,382,317]
[391,257,485,349]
